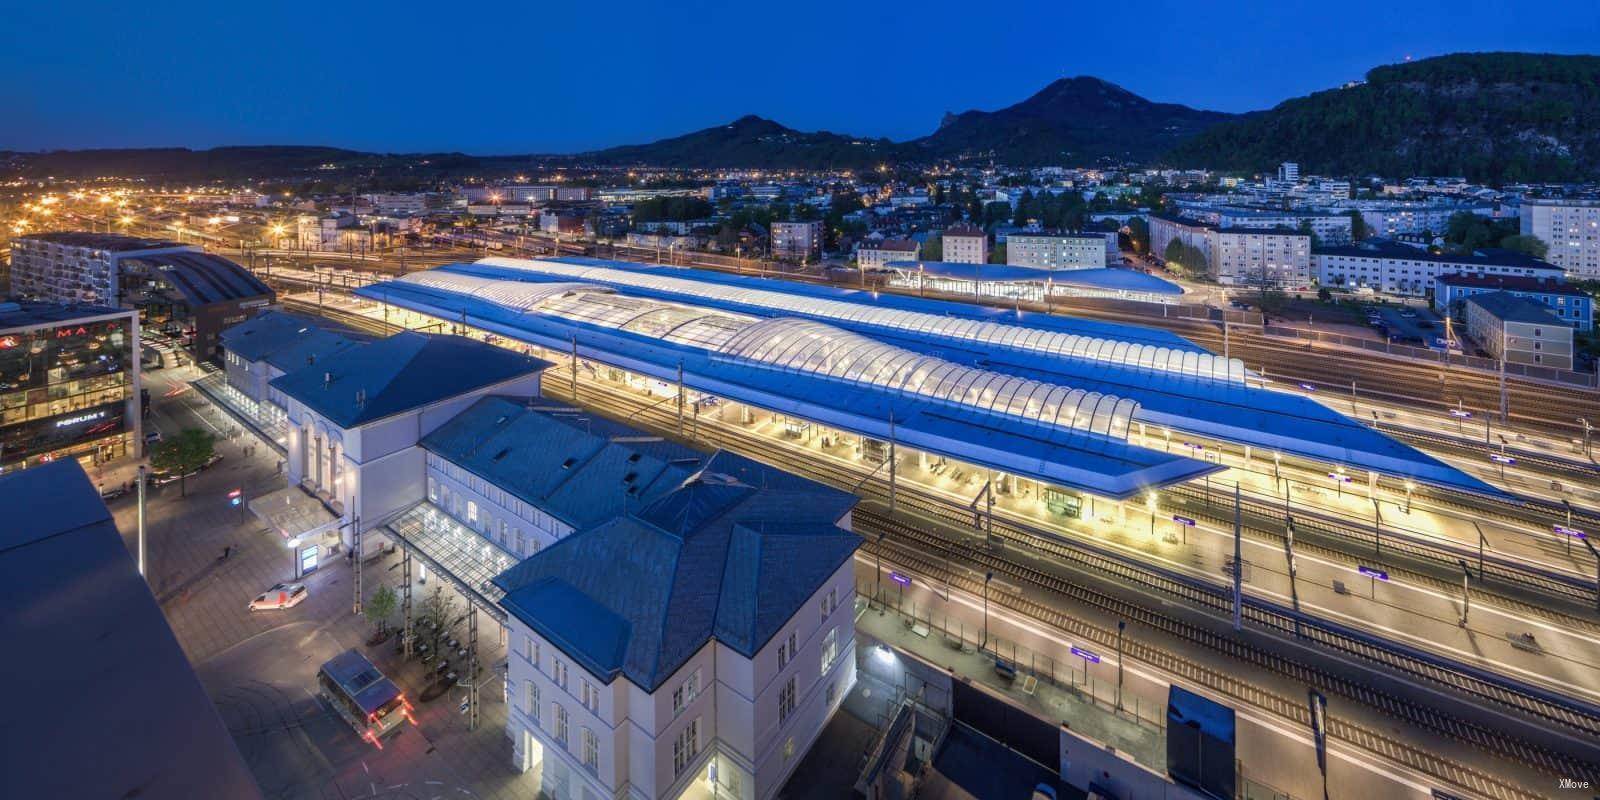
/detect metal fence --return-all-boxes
[1262,324,1599,388]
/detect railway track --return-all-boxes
[289,298,1600,785]
[561,376,1600,783]
[863,526,1561,800]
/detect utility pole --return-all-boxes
[1371,497,1382,556]
[1307,689,1330,800]
[1457,559,1472,627]
[981,571,994,650]
[1232,484,1242,632]
[402,550,414,658]
[1115,620,1126,711]
[468,607,480,731]
[675,361,685,434]
[1285,517,1302,637]
[136,465,148,578]
[569,335,579,401]
[351,515,363,616]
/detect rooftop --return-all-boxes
[944,222,985,238]
[1436,272,1588,296]
[888,261,1185,296]
[0,298,132,330]
[494,451,861,690]
[122,250,274,305]
[0,461,261,799]
[1465,291,1571,327]
[220,310,370,371]
[421,396,707,531]
[269,331,552,428]
[1315,239,1562,271]
[18,231,188,252]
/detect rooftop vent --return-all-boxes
[323,370,333,388]
[560,457,577,469]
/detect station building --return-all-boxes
[225,326,862,800]
[349,256,1499,524]
[0,300,142,473]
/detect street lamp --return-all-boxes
[1145,492,1157,536]
[1115,620,1126,711]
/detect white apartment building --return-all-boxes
[364,193,433,215]
[1277,162,1300,183]
[1149,213,1311,287]
[771,221,823,261]
[1313,239,1563,298]
[856,239,920,270]
[1331,200,1492,238]
[1213,228,1312,288]
[941,223,988,264]
[1006,233,1116,270]
[10,232,194,305]
[483,430,861,800]
[1521,199,1600,279]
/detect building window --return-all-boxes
[525,636,539,668]
[819,587,838,620]
[525,681,540,722]
[820,627,839,673]
[827,681,838,707]
[672,669,701,715]
[672,717,701,778]
[581,727,599,773]
[777,632,797,670]
[466,500,478,524]
[778,676,797,723]
[580,679,599,713]
[553,703,569,748]
[553,659,568,690]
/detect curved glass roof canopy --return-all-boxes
[392,270,1138,440]
[476,257,1247,383]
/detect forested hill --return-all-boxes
[1163,53,1600,183]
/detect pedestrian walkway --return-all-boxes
[191,372,288,454]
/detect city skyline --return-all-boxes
[4,0,1600,153]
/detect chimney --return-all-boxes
[355,388,366,408]
[323,371,333,388]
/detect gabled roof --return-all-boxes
[420,396,704,530]
[269,331,551,428]
[495,452,861,691]
[0,461,261,799]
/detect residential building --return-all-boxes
[1006,232,1116,270]
[1435,273,1592,333]
[1277,162,1300,183]
[364,192,433,215]
[0,301,142,472]
[295,214,374,252]
[495,450,861,800]
[0,460,262,800]
[771,221,823,261]
[1331,200,1492,238]
[1314,239,1564,299]
[941,222,988,264]
[856,238,920,270]
[1462,291,1575,369]
[1521,199,1600,278]
[1149,214,1311,287]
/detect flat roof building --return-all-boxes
[0,300,143,473]
[0,460,261,799]
[1007,232,1117,270]
[1315,239,1564,299]
[10,231,274,361]
[941,222,988,265]
[1520,199,1600,279]
[1435,272,1591,333]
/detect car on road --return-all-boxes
[249,583,308,611]
[144,430,163,445]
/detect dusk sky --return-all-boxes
[4,0,1597,154]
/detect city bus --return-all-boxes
[317,649,414,747]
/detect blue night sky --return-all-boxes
[3,0,1597,154]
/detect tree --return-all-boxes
[417,585,460,657]
[150,427,216,497]
[1498,234,1549,259]
[921,235,943,261]
[1125,217,1150,255]
[1317,286,1333,302]
[369,585,397,633]
[988,243,1007,264]
[1163,239,1187,270]
[1346,210,1369,242]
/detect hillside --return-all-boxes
[912,77,1236,164]
[1164,52,1600,183]
[580,115,903,170]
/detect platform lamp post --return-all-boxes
[1582,536,1600,614]
[1307,689,1330,800]
[136,465,148,579]
[1580,418,1594,460]
[875,531,886,615]
[1114,620,1126,711]
[1457,559,1472,627]
[981,571,994,651]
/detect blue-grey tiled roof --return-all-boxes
[494,452,861,690]
[269,331,551,428]
[1465,291,1570,326]
[421,396,704,529]
[221,310,370,369]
